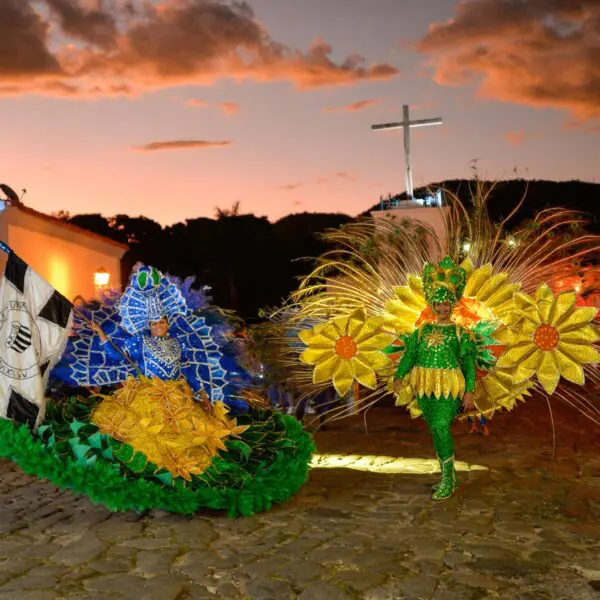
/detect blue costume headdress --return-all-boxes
[119,266,187,334]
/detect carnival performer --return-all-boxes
[88,316,212,411]
[391,257,476,500]
[0,264,314,517]
[55,265,234,404]
[276,185,599,502]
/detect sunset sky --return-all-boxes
[2,0,599,226]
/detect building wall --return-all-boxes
[0,206,126,302]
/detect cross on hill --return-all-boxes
[371,104,443,199]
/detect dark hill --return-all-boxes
[365,179,600,232]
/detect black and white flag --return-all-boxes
[0,248,73,427]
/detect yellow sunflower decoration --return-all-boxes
[298,308,396,396]
[456,262,521,327]
[384,274,429,334]
[496,283,600,394]
[477,365,534,413]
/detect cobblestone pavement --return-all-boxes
[2,399,600,599]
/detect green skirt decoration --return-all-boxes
[0,396,314,517]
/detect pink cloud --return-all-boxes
[504,131,525,146]
[280,171,356,189]
[219,101,240,115]
[323,99,381,113]
[132,139,233,152]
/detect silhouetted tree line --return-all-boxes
[55,208,354,321]
[58,179,600,320]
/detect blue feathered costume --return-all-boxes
[53,265,250,412]
[0,265,313,517]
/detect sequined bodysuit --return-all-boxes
[394,322,476,462]
[102,334,188,381]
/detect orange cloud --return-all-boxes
[132,140,233,152]
[219,101,240,115]
[504,131,525,146]
[186,98,209,108]
[324,99,380,112]
[418,0,600,120]
[2,1,398,98]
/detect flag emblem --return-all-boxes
[8,322,32,353]
[0,303,40,379]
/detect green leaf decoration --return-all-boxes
[382,344,405,355]
[37,425,51,438]
[155,471,173,486]
[69,420,86,435]
[225,440,252,460]
[70,443,92,461]
[114,443,135,463]
[128,451,148,474]
[87,432,104,450]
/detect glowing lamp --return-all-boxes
[94,267,110,288]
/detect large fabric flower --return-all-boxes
[496,284,600,394]
[298,308,395,396]
[456,262,520,328]
[384,274,428,334]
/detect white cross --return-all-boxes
[371,104,442,199]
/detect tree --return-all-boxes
[214,200,242,219]
[67,214,126,243]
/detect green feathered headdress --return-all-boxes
[423,256,467,307]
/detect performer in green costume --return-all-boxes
[290,193,600,505]
[392,257,476,501]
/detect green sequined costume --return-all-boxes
[393,257,476,500]
[396,323,476,449]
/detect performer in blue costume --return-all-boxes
[1,264,313,517]
[54,265,244,409]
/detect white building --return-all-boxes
[0,197,128,301]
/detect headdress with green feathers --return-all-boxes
[422,256,467,308]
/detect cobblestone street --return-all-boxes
[1,399,600,599]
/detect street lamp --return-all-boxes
[94,267,110,289]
